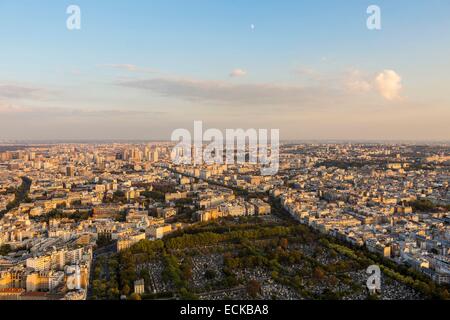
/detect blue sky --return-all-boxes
[0,0,449,140]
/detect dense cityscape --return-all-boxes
[1,1,450,310]
[0,142,448,300]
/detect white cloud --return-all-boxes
[375,70,403,101]
[229,68,247,78]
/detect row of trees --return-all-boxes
[32,209,91,223]
[165,226,297,250]
[91,255,121,300]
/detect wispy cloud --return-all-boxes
[295,66,322,81]
[345,69,372,93]
[0,101,32,113]
[99,64,156,73]
[118,77,341,107]
[0,84,46,99]
[229,68,247,78]
[0,102,162,117]
[117,65,405,111]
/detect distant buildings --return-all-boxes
[0,141,449,300]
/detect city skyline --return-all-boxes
[1,0,450,140]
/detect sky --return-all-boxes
[0,0,449,141]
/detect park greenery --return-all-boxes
[0,176,32,218]
[408,199,450,212]
[90,216,449,300]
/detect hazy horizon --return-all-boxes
[1,138,450,145]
